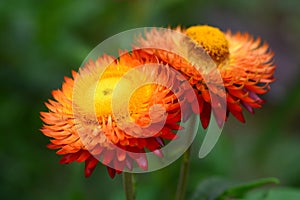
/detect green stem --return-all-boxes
[175,146,192,200]
[123,172,136,200]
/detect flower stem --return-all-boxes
[123,172,136,200]
[175,146,192,200]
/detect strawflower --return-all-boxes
[40,50,190,178]
[137,25,275,128]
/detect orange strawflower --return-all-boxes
[40,50,187,178]
[136,25,275,128]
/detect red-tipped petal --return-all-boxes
[84,156,98,178]
[116,148,126,162]
[60,152,79,164]
[200,102,211,129]
[230,110,246,123]
[102,150,114,165]
[135,154,148,171]
[156,137,164,146]
[113,158,125,172]
[125,158,133,171]
[153,149,164,158]
[76,150,91,162]
[106,166,116,179]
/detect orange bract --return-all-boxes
[40,50,186,178]
[136,25,275,128]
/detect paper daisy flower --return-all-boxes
[40,50,188,178]
[137,25,275,128]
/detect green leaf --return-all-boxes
[190,177,234,200]
[245,187,300,200]
[216,177,279,200]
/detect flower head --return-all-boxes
[40,50,187,178]
[137,25,275,128]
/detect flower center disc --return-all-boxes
[186,25,229,64]
[94,76,130,117]
[94,65,155,119]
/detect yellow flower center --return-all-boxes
[93,65,155,118]
[185,25,229,64]
[94,76,128,117]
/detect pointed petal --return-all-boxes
[84,156,98,177]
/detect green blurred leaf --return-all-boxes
[190,177,234,200]
[190,177,279,200]
[217,178,279,200]
[245,187,300,200]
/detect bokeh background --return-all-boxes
[1,0,300,199]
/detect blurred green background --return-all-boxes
[1,0,300,199]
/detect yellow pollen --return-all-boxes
[185,25,229,63]
[94,76,127,117]
[93,65,155,118]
